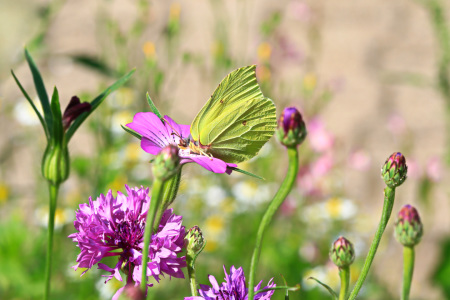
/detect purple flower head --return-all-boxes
[126,112,237,174]
[185,265,275,300]
[69,185,186,299]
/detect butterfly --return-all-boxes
[179,65,277,164]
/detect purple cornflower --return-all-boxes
[185,265,275,300]
[69,185,186,299]
[126,112,237,174]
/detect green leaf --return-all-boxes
[254,285,301,296]
[280,274,290,300]
[228,167,264,180]
[50,87,63,142]
[71,54,117,77]
[146,93,163,120]
[121,124,142,140]
[24,48,53,135]
[307,277,338,299]
[65,69,135,142]
[11,70,49,139]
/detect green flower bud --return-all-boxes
[185,225,205,258]
[152,145,180,181]
[276,107,307,147]
[395,204,423,247]
[330,236,355,268]
[381,152,407,188]
[42,142,69,185]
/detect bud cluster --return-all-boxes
[185,225,206,258]
[276,107,307,147]
[330,236,355,268]
[395,205,423,247]
[152,144,180,181]
[381,152,408,188]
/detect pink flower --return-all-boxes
[308,118,334,153]
[126,112,237,174]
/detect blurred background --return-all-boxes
[1,0,450,299]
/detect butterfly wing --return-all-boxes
[190,65,277,164]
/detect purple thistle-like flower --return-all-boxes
[69,185,186,299]
[185,265,275,300]
[126,112,237,174]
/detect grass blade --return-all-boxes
[24,48,53,134]
[65,69,135,142]
[146,93,163,120]
[121,125,142,140]
[50,87,63,141]
[11,70,49,139]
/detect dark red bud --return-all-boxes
[62,96,91,131]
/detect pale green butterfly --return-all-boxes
[183,65,277,164]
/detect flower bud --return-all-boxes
[42,143,69,185]
[395,204,423,247]
[276,107,307,147]
[185,225,205,258]
[62,96,91,131]
[381,152,407,188]
[330,236,355,268]
[152,144,180,181]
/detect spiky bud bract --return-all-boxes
[276,106,307,147]
[185,225,206,258]
[395,204,423,247]
[330,236,355,268]
[382,152,407,188]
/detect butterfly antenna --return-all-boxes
[163,117,182,139]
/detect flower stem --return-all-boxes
[348,186,396,300]
[141,179,164,294]
[338,267,350,300]
[247,147,299,300]
[187,255,198,296]
[402,246,415,300]
[44,183,59,300]
[153,169,181,232]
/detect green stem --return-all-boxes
[248,147,299,300]
[153,169,181,232]
[402,246,415,300]
[187,255,198,296]
[141,179,164,295]
[338,267,350,300]
[44,183,60,300]
[348,186,396,300]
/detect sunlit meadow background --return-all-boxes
[1,0,450,299]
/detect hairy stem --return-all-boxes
[153,169,181,232]
[247,147,299,300]
[44,183,60,300]
[141,179,164,295]
[187,255,198,296]
[402,246,415,300]
[348,186,396,300]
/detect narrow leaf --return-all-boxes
[11,70,49,139]
[254,284,301,295]
[24,48,53,134]
[65,69,135,142]
[307,277,338,299]
[228,167,264,180]
[121,125,142,140]
[280,274,290,300]
[146,93,163,120]
[50,87,63,142]
[71,54,117,77]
